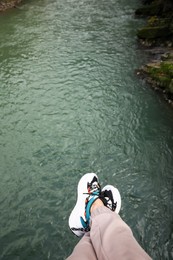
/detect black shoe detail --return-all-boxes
[100,190,117,211]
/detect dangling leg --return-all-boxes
[66,232,97,260]
[90,201,152,260]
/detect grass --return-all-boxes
[147,61,173,91]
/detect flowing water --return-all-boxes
[0,0,173,259]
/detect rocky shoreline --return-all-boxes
[137,49,173,105]
[135,0,173,105]
[0,0,22,11]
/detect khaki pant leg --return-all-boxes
[66,232,97,260]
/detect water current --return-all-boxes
[0,0,173,259]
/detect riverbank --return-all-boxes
[137,49,173,104]
[135,0,173,105]
[0,0,22,11]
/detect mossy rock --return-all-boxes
[148,17,172,27]
[144,61,173,91]
[146,62,160,69]
[161,51,173,61]
[137,26,171,39]
[160,62,173,77]
[157,75,171,89]
[169,79,173,93]
[135,2,163,16]
[170,22,173,34]
[146,61,173,77]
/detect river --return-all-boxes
[0,0,173,259]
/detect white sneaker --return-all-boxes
[68,173,101,237]
[68,173,121,237]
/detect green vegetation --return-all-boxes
[139,54,173,98]
[136,0,173,43]
[146,62,173,90]
[136,0,173,103]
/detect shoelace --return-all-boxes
[80,182,101,231]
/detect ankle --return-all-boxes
[91,198,104,213]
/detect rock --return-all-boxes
[170,22,173,34]
[135,2,163,16]
[137,26,171,39]
[146,62,160,68]
[142,0,155,5]
[0,0,22,11]
[169,79,173,93]
[161,52,170,60]
[136,0,173,106]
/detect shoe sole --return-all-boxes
[69,173,99,237]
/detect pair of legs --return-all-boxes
[67,200,151,260]
[67,173,151,260]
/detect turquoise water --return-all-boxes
[0,0,173,259]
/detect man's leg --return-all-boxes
[66,232,97,260]
[90,202,152,260]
